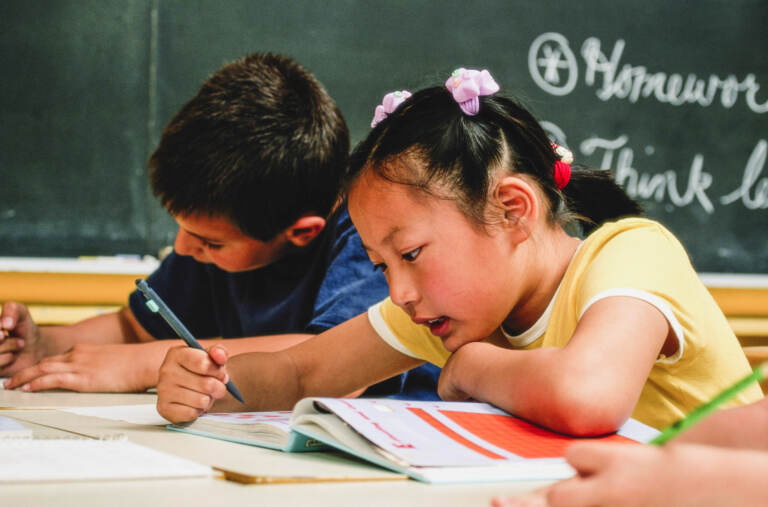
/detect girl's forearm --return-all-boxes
[197,334,315,355]
[211,350,303,412]
[452,342,633,435]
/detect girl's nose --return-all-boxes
[388,270,420,309]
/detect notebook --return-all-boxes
[0,437,213,482]
[0,416,33,438]
[169,398,659,484]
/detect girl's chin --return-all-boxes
[440,336,465,352]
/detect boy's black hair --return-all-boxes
[149,53,349,241]
[347,87,641,234]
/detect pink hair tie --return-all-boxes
[445,68,500,115]
[552,144,573,189]
[371,90,412,128]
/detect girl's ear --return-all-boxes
[493,176,539,244]
[286,215,326,247]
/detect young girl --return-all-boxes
[156,68,760,435]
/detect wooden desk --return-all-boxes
[2,259,767,340]
[0,388,548,506]
[0,256,159,324]
[701,274,768,386]
[0,256,159,305]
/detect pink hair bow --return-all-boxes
[445,68,500,115]
[371,90,412,128]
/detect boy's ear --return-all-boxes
[285,215,326,247]
[494,176,539,244]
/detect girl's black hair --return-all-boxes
[346,86,641,234]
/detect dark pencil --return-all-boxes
[135,279,245,404]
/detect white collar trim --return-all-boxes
[500,242,582,347]
[500,285,560,347]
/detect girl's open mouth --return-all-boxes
[427,317,449,336]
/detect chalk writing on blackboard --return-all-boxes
[530,32,768,114]
[531,32,768,215]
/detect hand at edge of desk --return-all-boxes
[0,301,47,376]
[2,342,160,393]
[492,441,768,507]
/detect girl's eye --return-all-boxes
[204,242,224,250]
[402,247,421,262]
[372,262,387,273]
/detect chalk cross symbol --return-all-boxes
[538,44,570,84]
[528,32,578,97]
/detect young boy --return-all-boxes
[0,53,439,396]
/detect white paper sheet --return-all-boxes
[60,404,170,426]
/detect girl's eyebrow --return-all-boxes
[381,225,404,245]
[361,226,404,252]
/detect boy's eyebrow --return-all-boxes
[185,230,223,243]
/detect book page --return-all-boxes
[169,411,295,449]
[304,399,657,468]
[197,411,293,431]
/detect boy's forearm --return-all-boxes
[38,319,122,355]
[40,308,150,355]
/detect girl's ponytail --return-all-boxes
[561,165,643,234]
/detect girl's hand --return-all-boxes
[156,344,231,424]
[438,341,494,401]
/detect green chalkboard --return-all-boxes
[1,0,766,273]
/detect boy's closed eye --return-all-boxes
[203,241,224,250]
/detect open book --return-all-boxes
[167,409,328,452]
[169,398,658,484]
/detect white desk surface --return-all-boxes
[0,388,549,506]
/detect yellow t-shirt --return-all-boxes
[368,217,762,429]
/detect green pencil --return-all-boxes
[650,362,768,445]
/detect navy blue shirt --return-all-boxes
[129,205,440,398]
